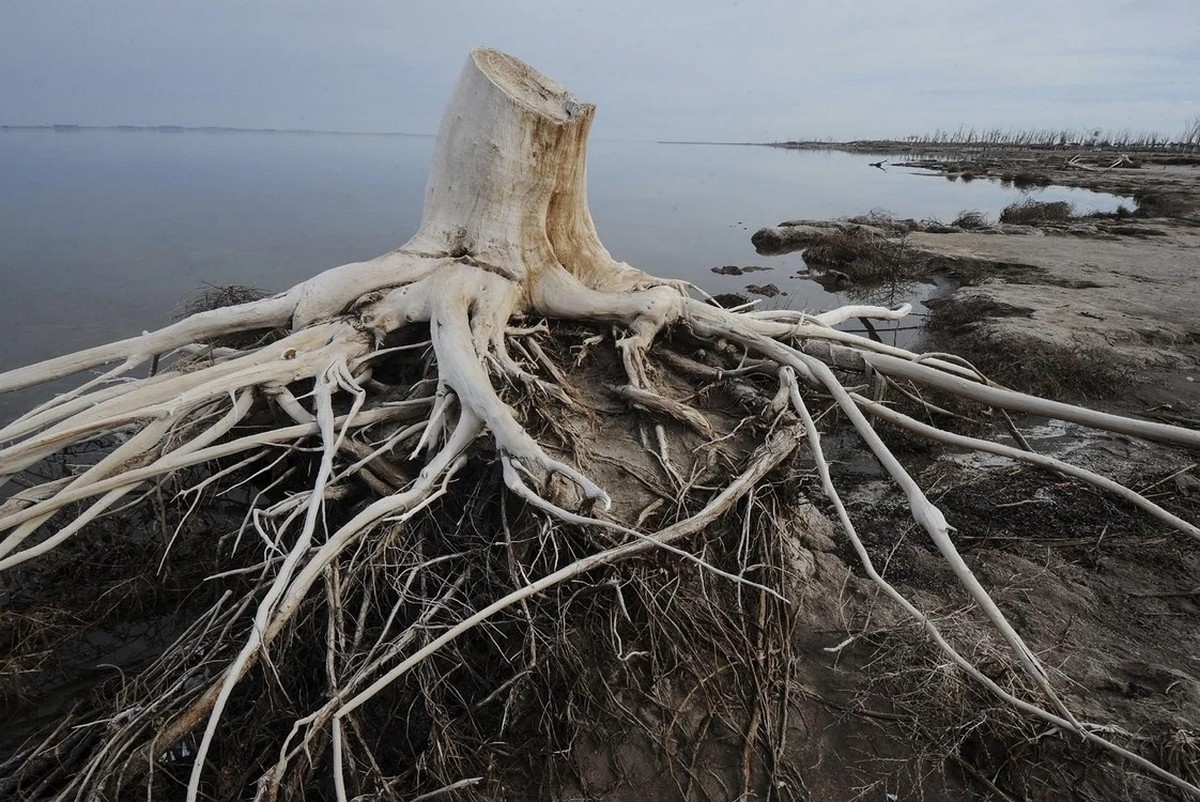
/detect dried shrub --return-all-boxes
[173,283,272,318]
[803,229,884,269]
[171,283,283,350]
[857,616,1040,794]
[951,210,990,230]
[1010,172,1052,190]
[924,297,1033,332]
[1132,189,1193,218]
[999,199,1074,225]
[803,229,927,306]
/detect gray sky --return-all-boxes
[2,0,1197,142]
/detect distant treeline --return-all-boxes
[781,116,1200,152]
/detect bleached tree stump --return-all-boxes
[1,48,1198,801]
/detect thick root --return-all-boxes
[3,278,1198,798]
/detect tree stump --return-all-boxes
[0,47,1198,801]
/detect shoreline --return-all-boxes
[766,141,1200,215]
[749,144,1200,418]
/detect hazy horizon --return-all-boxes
[4,123,1192,146]
[3,1,1198,142]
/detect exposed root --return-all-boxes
[2,45,1198,801]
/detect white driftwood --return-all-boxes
[0,47,1197,800]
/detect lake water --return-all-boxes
[0,129,1127,414]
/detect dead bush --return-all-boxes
[999,199,1074,225]
[951,210,990,229]
[1132,189,1193,218]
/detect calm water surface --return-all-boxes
[0,130,1127,415]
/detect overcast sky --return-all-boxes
[2,0,1197,142]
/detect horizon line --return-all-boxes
[0,123,436,137]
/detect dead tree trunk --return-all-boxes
[0,48,1198,800]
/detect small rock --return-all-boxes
[712,264,773,276]
[746,283,783,298]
